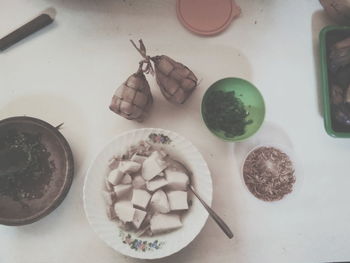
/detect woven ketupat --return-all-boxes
[109,71,153,122]
[152,55,198,104]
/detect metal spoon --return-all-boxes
[172,160,234,239]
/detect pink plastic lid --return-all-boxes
[176,0,241,36]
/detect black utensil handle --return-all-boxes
[0,13,53,51]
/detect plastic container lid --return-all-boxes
[176,0,241,36]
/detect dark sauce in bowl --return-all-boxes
[0,130,55,201]
[0,117,74,225]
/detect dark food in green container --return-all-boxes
[328,36,350,127]
[330,37,350,72]
[321,27,350,134]
[334,64,350,87]
[203,90,252,138]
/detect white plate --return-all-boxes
[83,128,212,259]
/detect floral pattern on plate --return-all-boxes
[148,133,172,144]
[119,231,165,251]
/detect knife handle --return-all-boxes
[0,11,54,51]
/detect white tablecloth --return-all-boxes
[1,0,350,262]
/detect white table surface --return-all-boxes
[1,0,350,262]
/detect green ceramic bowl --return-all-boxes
[201,78,265,142]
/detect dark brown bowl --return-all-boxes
[0,116,74,225]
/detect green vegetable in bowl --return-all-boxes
[203,90,252,138]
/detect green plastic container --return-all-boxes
[320,25,350,138]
